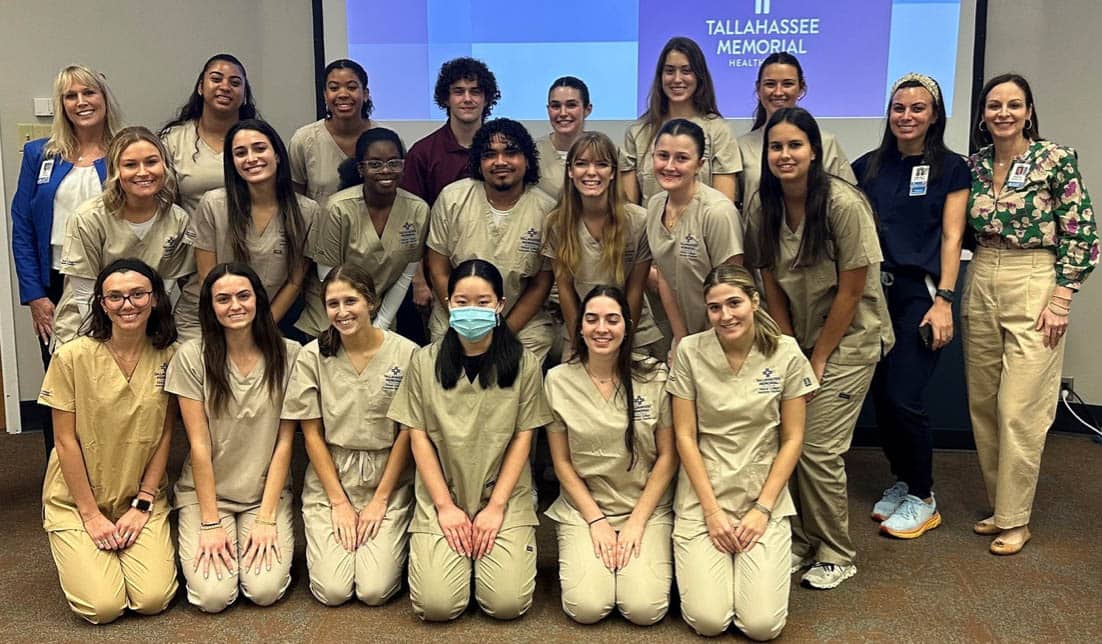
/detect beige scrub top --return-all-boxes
[645,182,744,335]
[386,343,553,535]
[426,179,556,332]
[746,179,895,365]
[542,203,664,348]
[39,336,175,531]
[289,119,350,208]
[53,199,194,345]
[621,114,741,204]
[666,331,817,536]
[543,360,673,527]
[298,186,429,336]
[167,338,302,512]
[535,134,568,201]
[162,121,224,215]
[175,189,320,338]
[737,127,856,212]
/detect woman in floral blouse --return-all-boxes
[964,73,1098,556]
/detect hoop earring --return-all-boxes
[978,120,987,132]
[1025,119,1033,131]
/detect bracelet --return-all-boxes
[587,515,608,526]
[199,521,222,531]
[139,487,157,497]
[1051,294,1073,302]
[703,507,724,519]
[255,518,277,527]
[752,501,774,518]
[1047,304,1070,317]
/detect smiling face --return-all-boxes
[569,146,614,199]
[360,140,404,197]
[198,60,245,115]
[580,295,626,358]
[705,283,756,345]
[101,270,155,332]
[653,133,703,193]
[210,274,256,331]
[662,50,698,105]
[231,129,278,186]
[117,140,166,202]
[325,279,375,336]
[479,134,527,193]
[756,63,804,119]
[447,78,485,125]
[766,122,816,184]
[889,86,936,148]
[983,81,1032,142]
[62,81,106,133]
[325,67,367,120]
[547,86,590,139]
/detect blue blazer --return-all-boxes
[10,138,107,304]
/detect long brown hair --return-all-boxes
[317,264,379,358]
[640,37,721,151]
[703,265,782,357]
[547,132,629,284]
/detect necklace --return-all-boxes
[104,340,140,383]
[584,366,618,385]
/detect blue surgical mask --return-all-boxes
[449,306,497,341]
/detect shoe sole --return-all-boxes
[880,512,942,539]
[801,566,857,590]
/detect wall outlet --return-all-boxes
[1061,376,1075,392]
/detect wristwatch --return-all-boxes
[131,497,152,513]
[935,288,955,303]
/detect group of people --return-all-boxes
[10,34,1096,638]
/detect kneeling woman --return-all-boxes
[282,265,418,606]
[544,285,677,625]
[167,263,300,612]
[669,266,816,640]
[388,259,552,621]
[39,259,179,624]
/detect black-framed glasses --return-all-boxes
[359,159,405,172]
[101,291,152,308]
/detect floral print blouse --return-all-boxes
[968,140,1098,290]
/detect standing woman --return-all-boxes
[622,36,740,206]
[543,132,664,358]
[747,107,893,589]
[290,59,379,207]
[38,259,179,624]
[387,259,552,622]
[738,53,856,211]
[646,119,743,350]
[964,73,1097,555]
[161,53,258,214]
[174,119,317,341]
[297,128,429,338]
[168,263,300,612]
[544,285,677,626]
[11,64,122,454]
[51,126,194,347]
[853,73,969,538]
[282,265,418,607]
[669,266,815,640]
[536,76,592,200]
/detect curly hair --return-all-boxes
[467,118,540,186]
[433,57,500,119]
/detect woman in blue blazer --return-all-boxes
[10,64,122,454]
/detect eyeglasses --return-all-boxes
[101,291,152,309]
[359,159,405,172]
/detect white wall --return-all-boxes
[985,0,1102,401]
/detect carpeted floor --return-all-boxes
[1,429,1099,643]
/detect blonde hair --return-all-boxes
[43,65,123,161]
[703,265,782,357]
[101,126,178,216]
[546,132,629,283]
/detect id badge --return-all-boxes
[1006,162,1030,189]
[909,164,930,197]
[36,158,54,185]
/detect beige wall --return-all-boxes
[0,0,315,402]
[985,0,1102,400]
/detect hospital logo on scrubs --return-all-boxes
[399,222,419,248]
[162,233,184,256]
[382,366,404,394]
[678,234,700,259]
[518,228,542,254]
[154,362,168,390]
[755,367,783,394]
[632,395,655,421]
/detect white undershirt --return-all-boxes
[488,204,512,228]
[127,217,156,240]
[51,166,102,270]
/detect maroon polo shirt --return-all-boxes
[400,122,472,206]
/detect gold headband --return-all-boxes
[890,72,942,107]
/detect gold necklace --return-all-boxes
[104,340,140,383]
[584,366,618,385]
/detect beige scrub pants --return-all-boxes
[408,526,537,622]
[790,361,876,566]
[47,508,177,624]
[962,247,1064,529]
[176,495,294,613]
[554,520,673,626]
[674,517,792,641]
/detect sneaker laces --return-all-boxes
[894,496,925,521]
[882,481,908,500]
[808,562,837,573]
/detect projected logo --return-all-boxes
[755,0,771,14]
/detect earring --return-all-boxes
[978,120,988,132]
[1025,119,1033,131]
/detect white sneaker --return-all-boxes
[871,481,909,521]
[790,552,812,575]
[800,562,857,590]
[880,494,941,539]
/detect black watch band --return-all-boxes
[131,497,152,513]
[935,289,955,302]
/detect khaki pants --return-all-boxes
[962,247,1064,528]
[47,509,177,624]
[555,520,672,626]
[790,361,876,566]
[177,495,294,613]
[674,517,791,640]
[408,527,536,622]
[304,502,411,606]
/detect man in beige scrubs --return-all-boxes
[426,118,557,361]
